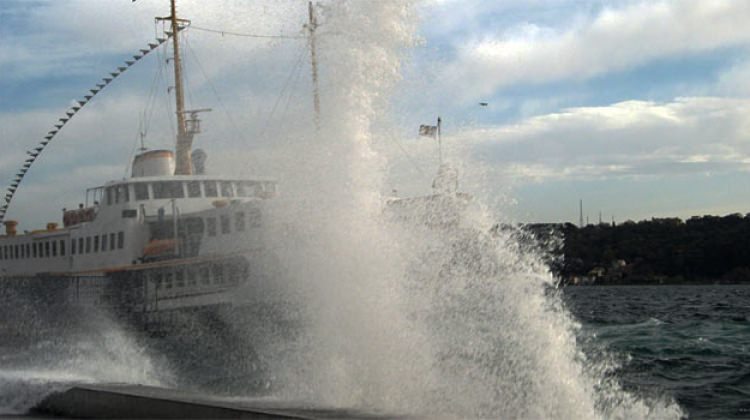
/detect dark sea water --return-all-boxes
[2,284,748,418]
[564,285,750,419]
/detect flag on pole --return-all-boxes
[419,124,438,138]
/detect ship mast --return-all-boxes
[170,0,191,175]
[157,0,195,175]
[306,1,321,132]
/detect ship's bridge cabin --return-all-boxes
[67,149,277,227]
[85,175,277,219]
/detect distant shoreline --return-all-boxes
[562,280,750,287]
[524,214,750,287]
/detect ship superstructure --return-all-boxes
[0,154,277,277]
[0,1,287,323]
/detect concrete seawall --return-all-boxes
[33,384,406,419]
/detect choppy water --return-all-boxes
[564,285,750,419]
[5,284,749,418]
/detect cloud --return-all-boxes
[455,97,750,181]
[6,0,750,227]
[0,0,400,228]
[0,0,307,83]
[716,55,750,96]
[440,0,750,102]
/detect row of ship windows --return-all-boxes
[0,232,124,261]
[150,264,242,291]
[204,210,262,237]
[105,181,275,205]
[1,209,260,261]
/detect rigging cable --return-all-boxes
[142,45,167,141]
[0,35,172,222]
[158,42,178,145]
[277,47,308,137]
[185,38,244,147]
[189,25,305,40]
[181,32,197,111]
[386,134,427,177]
[123,39,168,178]
[256,43,308,144]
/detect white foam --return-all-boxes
[0,313,171,415]
[234,1,684,418]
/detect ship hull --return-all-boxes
[0,251,279,333]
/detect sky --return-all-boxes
[2,0,750,228]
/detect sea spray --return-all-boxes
[231,0,684,418]
[0,0,687,417]
[243,0,433,410]
[0,304,171,414]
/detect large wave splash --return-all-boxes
[0,1,686,418]
[243,1,683,418]
[0,307,170,415]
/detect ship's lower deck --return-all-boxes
[0,253,273,332]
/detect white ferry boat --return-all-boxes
[0,1,285,327]
[385,163,471,229]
